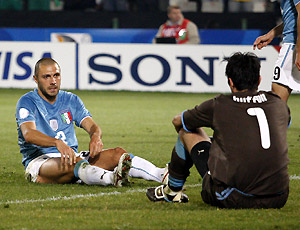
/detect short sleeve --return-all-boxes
[16,96,36,127]
[182,98,215,132]
[73,95,91,127]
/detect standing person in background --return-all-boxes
[253,0,300,102]
[153,5,200,44]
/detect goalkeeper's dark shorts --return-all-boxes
[201,172,289,209]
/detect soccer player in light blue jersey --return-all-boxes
[16,58,167,186]
[253,0,300,102]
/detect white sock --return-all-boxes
[76,161,114,186]
[129,155,165,183]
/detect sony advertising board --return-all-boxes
[79,44,278,93]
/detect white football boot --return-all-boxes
[146,185,189,203]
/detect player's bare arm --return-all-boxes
[81,117,103,158]
[253,23,283,50]
[295,3,300,70]
[172,114,183,133]
[20,121,76,166]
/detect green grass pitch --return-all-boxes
[0,89,299,230]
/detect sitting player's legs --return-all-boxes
[167,138,193,192]
[146,128,211,203]
[90,148,166,183]
[25,154,77,184]
[30,148,131,186]
[33,147,163,186]
[128,154,165,183]
[37,157,80,184]
[89,147,126,170]
[180,128,211,178]
[86,147,132,187]
[146,132,194,203]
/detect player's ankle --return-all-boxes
[167,183,182,193]
[164,185,180,196]
[74,159,89,178]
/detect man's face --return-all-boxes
[34,63,61,101]
[168,8,183,24]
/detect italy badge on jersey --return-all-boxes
[60,109,72,124]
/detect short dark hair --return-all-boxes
[225,52,260,91]
[34,57,60,77]
[167,5,180,14]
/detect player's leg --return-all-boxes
[271,82,292,102]
[128,153,165,183]
[168,128,211,191]
[88,147,127,170]
[85,146,166,185]
[146,128,211,202]
[37,156,114,185]
[271,43,300,102]
[36,147,164,185]
[37,155,129,187]
[36,157,80,184]
[90,147,165,183]
[179,128,211,178]
[76,148,131,186]
[24,154,77,184]
[33,149,131,186]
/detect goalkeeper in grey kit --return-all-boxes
[147,52,290,209]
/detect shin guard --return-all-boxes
[190,141,211,178]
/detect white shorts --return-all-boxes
[273,43,300,91]
[25,151,90,183]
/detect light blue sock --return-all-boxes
[74,159,89,178]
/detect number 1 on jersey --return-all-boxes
[247,107,270,149]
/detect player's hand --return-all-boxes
[89,135,103,158]
[55,139,76,167]
[253,33,273,50]
[295,52,300,71]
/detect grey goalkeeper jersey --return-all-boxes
[183,90,290,195]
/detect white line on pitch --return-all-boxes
[2,176,300,206]
[290,174,300,180]
[1,184,201,205]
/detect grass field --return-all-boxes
[0,89,299,230]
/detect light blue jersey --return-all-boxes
[16,89,91,168]
[282,0,300,44]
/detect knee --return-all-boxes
[112,147,127,162]
[179,128,210,143]
[178,129,188,144]
[38,159,75,183]
[178,129,185,137]
[114,147,126,155]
